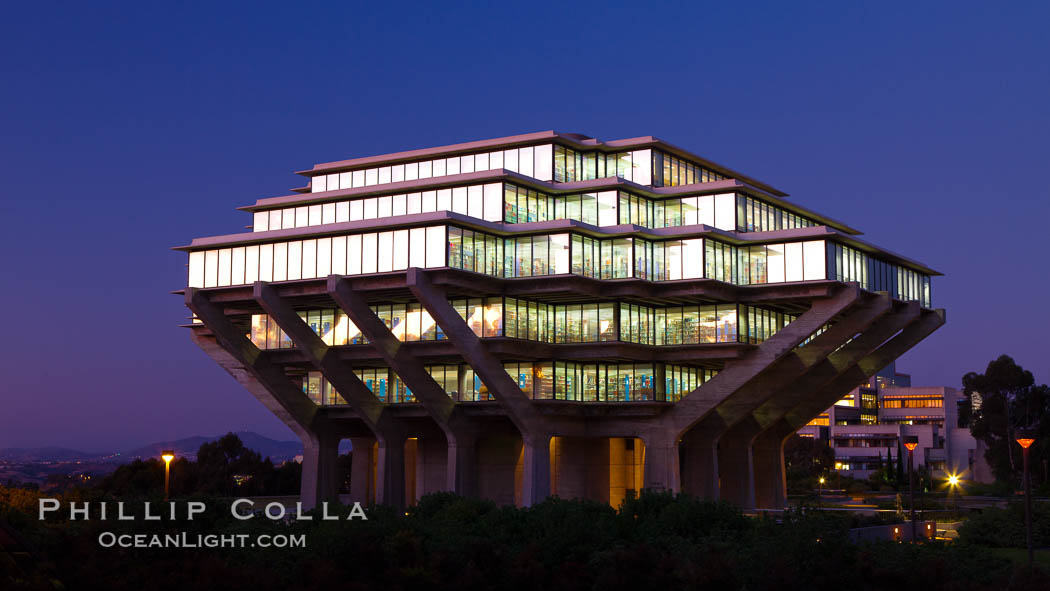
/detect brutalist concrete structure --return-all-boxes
[176,131,943,510]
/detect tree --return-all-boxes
[784,434,834,482]
[895,439,905,485]
[964,355,1050,484]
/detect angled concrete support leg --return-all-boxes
[301,430,341,510]
[784,309,946,430]
[327,275,476,500]
[520,433,552,506]
[401,268,554,505]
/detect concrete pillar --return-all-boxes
[477,434,521,506]
[446,432,476,498]
[376,436,406,508]
[609,438,628,508]
[680,431,718,500]
[404,438,418,505]
[520,433,552,506]
[752,422,791,510]
[642,434,681,493]
[348,437,375,505]
[300,431,341,511]
[717,429,756,509]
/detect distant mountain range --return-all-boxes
[0,432,314,463]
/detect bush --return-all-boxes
[957,502,1050,548]
[2,488,1045,590]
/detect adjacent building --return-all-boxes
[177,131,944,510]
[798,363,978,481]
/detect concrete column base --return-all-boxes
[753,422,792,510]
[680,431,718,500]
[300,432,341,511]
[348,437,375,505]
[376,436,406,508]
[717,433,755,510]
[642,435,681,493]
[520,433,552,507]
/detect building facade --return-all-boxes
[798,363,978,481]
[177,131,944,510]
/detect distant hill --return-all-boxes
[0,447,101,462]
[1,432,311,463]
[123,431,303,462]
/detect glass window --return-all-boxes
[377,231,393,272]
[426,226,446,268]
[785,242,803,282]
[803,240,826,280]
[272,242,288,281]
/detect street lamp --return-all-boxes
[1015,428,1035,567]
[161,450,175,501]
[903,435,919,542]
[818,475,825,507]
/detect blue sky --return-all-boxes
[1,1,1046,450]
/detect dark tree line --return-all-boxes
[97,433,306,497]
[963,355,1050,487]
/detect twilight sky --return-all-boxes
[1,1,1047,451]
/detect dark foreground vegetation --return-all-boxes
[2,487,1047,591]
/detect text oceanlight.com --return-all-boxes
[97,532,306,549]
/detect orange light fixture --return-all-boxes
[903,435,919,452]
[1015,428,1035,449]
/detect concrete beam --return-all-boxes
[254,282,408,507]
[253,282,394,430]
[402,269,548,433]
[186,289,324,437]
[185,289,341,509]
[327,275,476,499]
[403,268,552,505]
[784,308,946,430]
[751,301,921,430]
[741,302,927,509]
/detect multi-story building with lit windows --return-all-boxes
[798,362,978,480]
[177,131,944,510]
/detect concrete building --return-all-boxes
[176,131,943,510]
[798,363,978,481]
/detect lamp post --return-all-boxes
[818,475,825,507]
[1015,428,1035,567]
[903,435,918,542]
[946,474,960,515]
[161,450,175,501]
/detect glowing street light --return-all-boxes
[818,475,825,506]
[161,450,175,501]
[1015,428,1035,567]
[903,435,919,542]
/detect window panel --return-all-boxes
[361,233,377,274]
[287,241,303,280]
[426,226,446,268]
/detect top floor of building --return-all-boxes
[240,131,860,238]
[296,131,778,195]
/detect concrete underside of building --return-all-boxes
[185,269,943,510]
